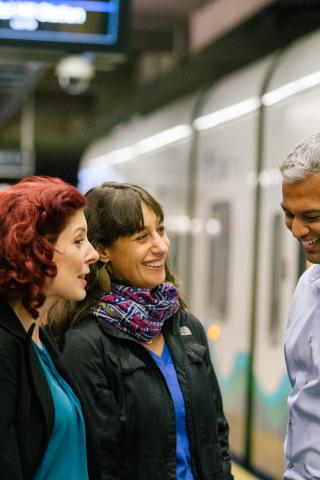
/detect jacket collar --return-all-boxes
[0,295,33,339]
[97,318,142,343]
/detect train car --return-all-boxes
[78,27,320,479]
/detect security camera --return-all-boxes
[55,55,95,95]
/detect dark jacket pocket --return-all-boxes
[184,341,207,364]
[199,444,224,477]
[107,352,146,375]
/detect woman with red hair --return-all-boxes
[0,176,99,480]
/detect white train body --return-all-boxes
[79,28,320,478]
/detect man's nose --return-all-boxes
[291,217,309,238]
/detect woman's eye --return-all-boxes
[158,225,165,234]
[75,238,84,245]
[136,233,147,241]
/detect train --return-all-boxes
[77,27,320,479]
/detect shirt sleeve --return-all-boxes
[0,341,24,479]
[62,328,121,480]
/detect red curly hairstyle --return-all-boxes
[0,176,85,318]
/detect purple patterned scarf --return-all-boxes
[91,282,179,343]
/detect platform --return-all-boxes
[232,463,259,479]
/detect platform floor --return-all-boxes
[232,463,258,479]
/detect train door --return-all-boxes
[252,28,320,478]
[191,56,273,460]
[252,175,297,478]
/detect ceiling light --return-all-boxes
[193,97,260,131]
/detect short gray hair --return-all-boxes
[280,133,320,182]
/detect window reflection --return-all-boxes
[207,202,230,320]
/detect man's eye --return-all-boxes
[306,216,320,222]
[284,212,293,219]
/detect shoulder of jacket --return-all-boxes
[0,328,24,374]
[69,314,102,336]
[0,325,22,349]
[63,314,114,351]
[178,310,205,340]
[179,309,201,327]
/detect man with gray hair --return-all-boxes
[280,133,320,479]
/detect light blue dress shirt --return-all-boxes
[33,342,89,480]
[284,264,320,479]
[148,342,195,480]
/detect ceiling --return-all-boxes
[0,0,320,184]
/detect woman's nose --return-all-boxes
[152,234,169,253]
[86,242,99,264]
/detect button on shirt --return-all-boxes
[284,264,320,479]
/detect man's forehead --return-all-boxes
[281,202,320,213]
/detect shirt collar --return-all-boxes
[308,264,320,285]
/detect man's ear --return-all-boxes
[96,245,110,263]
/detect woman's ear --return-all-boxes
[96,245,110,263]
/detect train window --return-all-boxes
[269,213,282,344]
[206,202,230,321]
[181,232,194,303]
[168,231,192,302]
[168,233,180,274]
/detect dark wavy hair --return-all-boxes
[0,175,85,318]
[49,182,185,339]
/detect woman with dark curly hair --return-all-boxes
[51,182,233,480]
[0,176,99,480]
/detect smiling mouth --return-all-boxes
[143,261,164,268]
[301,238,320,248]
[77,273,90,283]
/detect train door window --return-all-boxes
[168,231,190,298]
[168,232,180,274]
[206,202,230,320]
[269,213,283,344]
[181,231,194,303]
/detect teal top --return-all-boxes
[33,342,89,480]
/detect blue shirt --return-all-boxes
[148,342,195,480]
[33,342,89,480]
[284,264,320,479]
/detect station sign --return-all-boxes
[0,0,129,52]
[0,149,34,178]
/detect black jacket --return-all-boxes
[62,309,234,480]
[0,296,101,480]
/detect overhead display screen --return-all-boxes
[0,0,129,51]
